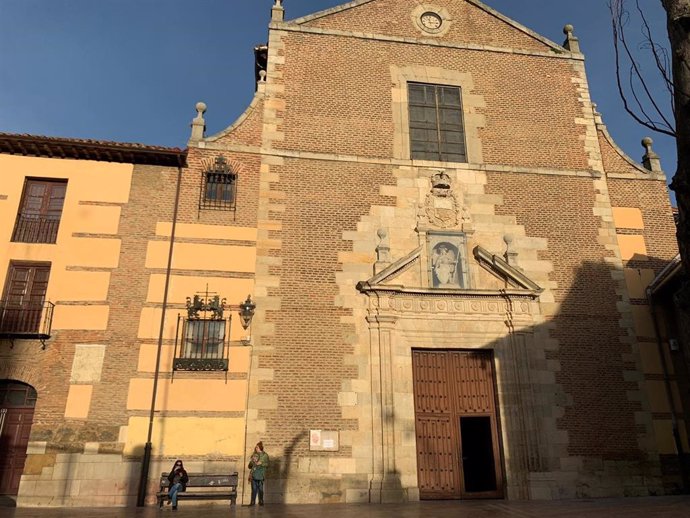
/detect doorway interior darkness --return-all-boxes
[0,381,37,496]
[412,349,504,499]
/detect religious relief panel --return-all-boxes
[427,232,469,288]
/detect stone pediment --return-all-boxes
[356,244,542,297]
[291,0,562,54]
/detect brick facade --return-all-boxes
[0,0,682,507]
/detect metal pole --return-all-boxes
[136,162,183,507]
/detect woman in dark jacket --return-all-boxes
[167,459,189,511]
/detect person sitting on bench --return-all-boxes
[167,459,189,511]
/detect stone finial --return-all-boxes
[504,234,519,268]
[642,137,662,173]
[592,103,603,125]
[190,102,207,141]
[257,70,268,93]
[374,228,391,274]
[562,24,580,53]
[272,0,284,21]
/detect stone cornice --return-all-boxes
[364,292,537,319]
[268,24,581,62]
[191,141,620,179]
[473,246,543,293]
[357,283,538,300]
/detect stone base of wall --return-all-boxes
[526,458,664,501]
[18,451,140,507]
[16,446,667,506]
[248,474,379,504]
[17,444,241,507]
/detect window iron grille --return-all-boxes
[173,317,230,371]
[173,291,231,371]
[199,156,237,212]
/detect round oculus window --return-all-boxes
[420,12,443,30]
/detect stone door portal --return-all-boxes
[0,381,37,495]
[412,349,503,499]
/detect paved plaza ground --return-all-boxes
[1,497,690,518]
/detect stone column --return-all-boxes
[367,313,406,503]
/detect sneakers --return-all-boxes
[172,505,177,511]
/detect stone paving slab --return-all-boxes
[1,497,690,518]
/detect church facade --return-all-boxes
[0,0,683,506]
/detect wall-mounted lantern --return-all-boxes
[239,295,256,330]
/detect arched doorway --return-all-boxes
[0,381,37,495]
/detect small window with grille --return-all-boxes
[200,156,237,211]
[408,83,467,163]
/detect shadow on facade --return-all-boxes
[1,255,689,504]
[477,256,689,497]
[359,253,690,500]
[264,430,307,503]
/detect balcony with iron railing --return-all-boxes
[11,215,61,244]
[0,301,55,341]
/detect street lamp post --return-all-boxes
[136,293,255,507]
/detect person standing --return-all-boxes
[248,441,269,506]
[167,459,188,511]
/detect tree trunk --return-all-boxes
[662,0,690,271]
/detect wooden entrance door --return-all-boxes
[412,349,503,499]
[0,382,37,495]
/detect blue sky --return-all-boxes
[0,0,677,203]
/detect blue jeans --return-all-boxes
[250,478,264,504]
[169,482,182,506]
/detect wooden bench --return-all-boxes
[157,472,238,507]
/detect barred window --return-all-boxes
[408,83,467,163]
[183,319,226,360]
[200,156,237,211]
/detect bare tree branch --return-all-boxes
[617,1,676,130]
[635,0,677,106]
[609,0,677,136]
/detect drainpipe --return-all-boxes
[647,287,689,492]
[136,159,184,506]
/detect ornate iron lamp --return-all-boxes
[239,295,256,330]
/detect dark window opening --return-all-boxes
[409,83,467,163]
[12,179,67,244]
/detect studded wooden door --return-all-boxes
[0,382,37,495]
[412,350,503,499]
